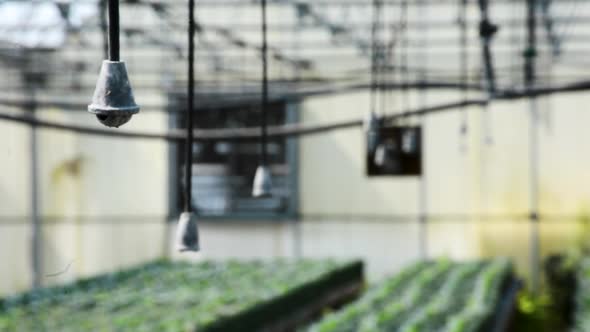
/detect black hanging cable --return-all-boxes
[251,0,273,197]
[477,0,498,144]
[525,0,537,89]
[369,0,380,117]
[400,0,409,118]
[417,0,428,119]
[377,1,386,116]
[459,0,469,140]
[371,0,390,169]
[383,2,400,123]
[477,0,498,96]
[509,0,520,88]
[260,0,269,166]
[107,0,120,61]
[174,0,199,252]
[184,0,195,213]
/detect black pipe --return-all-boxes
[369,0,379,115]
[459,0,469,132]
[477,0,498,96]
[4,81,590,142]
[260,0,269,166]
[400,0,410,111]
[185,0,195,212]
[107,0,120,61]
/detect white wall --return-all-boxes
[295,87,590,281]
[162,86,590,283]
[3,86,590,296]
[0,107,169,296]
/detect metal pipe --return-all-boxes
[1,80,589,141]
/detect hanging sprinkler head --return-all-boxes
[175,0,199,252]
[88,0,139,128]
[365,112,380,154]
[366,0,383,158]
[252,0,273,198]
[174,212,199,252]
[88,61,139,127]
[252,165,273,197]
[374,138,400,172]
[401,128,419,154]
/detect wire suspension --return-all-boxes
[477,0,497,145]
[459,0,469,145]
[369,0,381,116]
[260,0,269,166]
[184,0,196,212]
[399,0,410,123]
[107,0,120,61]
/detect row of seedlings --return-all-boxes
[0,259,363,332]
[308,258,514,332]
[572,259,590,332]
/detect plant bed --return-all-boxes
[307,258,517,332]
[485,277,521,332]
[571,258,590,332]
[0,259,363,332]
[544,254,577,329]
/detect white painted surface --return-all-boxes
[1,86,590,296]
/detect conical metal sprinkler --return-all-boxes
[88,0,139,128]
[373,143,387,167]
[365,112,380,154]
[175,0,199,253]
[401,127,419,154]
[252,0,273,198]
[374,138,400,172]
[88,60,139,127]
[252,165,272,197]
[174,212,199,252]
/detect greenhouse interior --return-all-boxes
[1,0,590,331]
